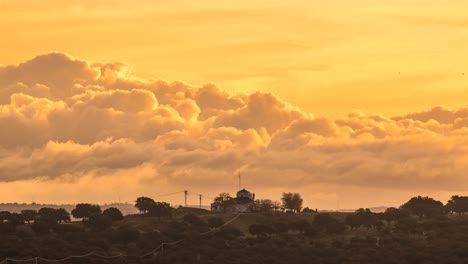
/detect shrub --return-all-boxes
[207,217,224,228]
[85,214,112,231]
[119,225,140,244]
[103,207,124,221]
[249,224,275,237]
[31,221,51,235]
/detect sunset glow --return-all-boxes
[2,0,468,209]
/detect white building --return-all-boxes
[211,189,255,213]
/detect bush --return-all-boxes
[314,213,337,227]
[289,219,310,232]
[31,221,51,235]
[0,222,16,233]
[183,214,206,226]
[249,224,275,237]
[119,225,140,244]
[326,222,348,234]
[216,226,243,239]
[207,217,224,228]
[272,222,288,233]
[167,221,186,234]
[85,214,112,231]
[53,224,85,233]
[103,207,124,221]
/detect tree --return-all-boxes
[71,204,101,220]
[38,207,60,225]
[446,195,468,215]
[345,208,380,229]
[31,220,51,235]
[0,211,11,222]
[103,207,124,221]
[21,209,38,223]
[55,208,71,223]
[302,207,315,213]
[255,199,274,212]
[148,202,173,222]
[384,207,410,223]
[272,201,281,212]
[400,196,444,218]
[85,213,112,231]
[314,213,337,227]
[135,197,156,214]
[213,193,236,213]
[7,213,25,226]
[281,192,303,213]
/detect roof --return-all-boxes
[237,188,251,194]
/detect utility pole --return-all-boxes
[199,194,202,209]
[184,190,188,207]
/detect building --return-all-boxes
[211,188,255,213]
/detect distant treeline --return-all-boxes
[0,203,138,216]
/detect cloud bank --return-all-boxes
[1,53,468,207]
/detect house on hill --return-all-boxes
[211,188,255,213]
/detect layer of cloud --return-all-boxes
[1,53,468,207]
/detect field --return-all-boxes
[1,207,468,264]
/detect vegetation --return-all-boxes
[281,192,303,212]
[71,203,101,220]
[2,194,468,264]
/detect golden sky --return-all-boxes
[1,1,468,209]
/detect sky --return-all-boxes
[1,1,468,209]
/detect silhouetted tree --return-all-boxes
[302,207,315,213]
[55,208,71,223]
[7,213,25,226]
[384,207,410,223]
[314,213,336,226]
[85,213,112,231]
[281,192,303,213]
[21,209,38,223]
[148,202,173,222]
[213,193,236,212]
[31,221,52,235]
[400,196,444,218]
[255,199,274,212]
[345,208,380,229]
[38,207,61,225]
[0,211,11,222]
[135,197,156,214]
[71,204,101,220]
[446,195,468,215]
[103,207,124,221]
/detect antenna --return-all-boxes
[238,170,241,191]
[184,190,188,207]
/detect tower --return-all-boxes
[238,171,241,191]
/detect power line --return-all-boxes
[153,191,185,198]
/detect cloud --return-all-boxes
[2,52,468,207]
